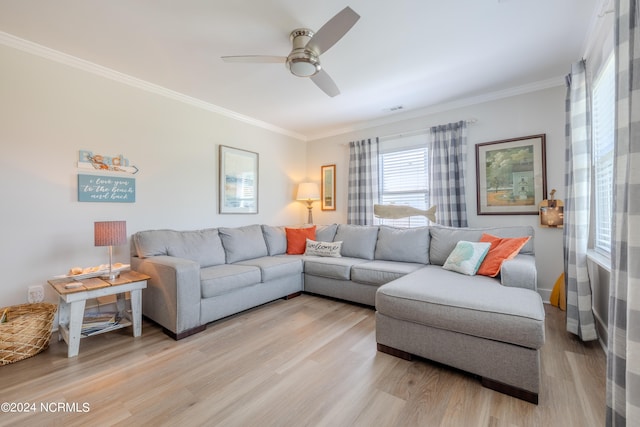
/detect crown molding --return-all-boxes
[1,31,565,144]
[0,32,307,141]
[307,76,565,141]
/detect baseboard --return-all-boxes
[593,308,608,352]
[538,289,551,304]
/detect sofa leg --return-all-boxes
[481,377,538,404]
[163,325,206,341]
[283,291,302,300]
[376,343,413,361]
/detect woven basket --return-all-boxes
[0,302,57,365]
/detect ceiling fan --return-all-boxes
[221,6,360,97]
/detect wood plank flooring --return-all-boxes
[0,294,606,427]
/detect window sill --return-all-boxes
[587,249,611,272]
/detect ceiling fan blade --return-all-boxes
[221,55,286,63]
[306,7,360,55]
[310,69,340,97]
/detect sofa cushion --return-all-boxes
[334,224,379,260]
[167,229,226,268]
[285,226,316,255]
[262,225,287,256]
[477,234,532,277]
[442,241,491,276]
[133,229,175,257]
[316,224,338,242]
[375,266,545,349]
[304,239,342,257]
[351,260,424,286]
[219,224,269,263]
[133,229,226,268]
[236,256,303,282]
[374,226,430,264]
[200,264,262,298]
[429,225,534,266]
[303,257,368,280]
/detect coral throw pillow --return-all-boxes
[477,233,531,277]
[285,226,316,254]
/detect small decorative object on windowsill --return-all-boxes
[94,221,127,280]
[539,189,564,228]
[296,183,320,224]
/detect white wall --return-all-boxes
[0,45,307,306]
[0,41,570,307]
[307,86,567,299]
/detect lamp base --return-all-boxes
[306,203,314,224]
[100,271,121,281]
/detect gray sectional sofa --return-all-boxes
[130,223,544,403]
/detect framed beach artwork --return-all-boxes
[476,134,547,215]
[219,145,258,214]
[321,164,336,211]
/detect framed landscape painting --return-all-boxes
[219,145,258,214]
[476,134,547,215]
[321,164,336,211]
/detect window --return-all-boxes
[377,139,429,227]
[592,54,615,255]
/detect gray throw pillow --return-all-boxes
[219,224,268,263]
[333,225,379,260]
[374,226,430,264]
[316,224,338,242]
[167,228,226,267]
[261,225,287,255]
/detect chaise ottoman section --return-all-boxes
[351,260,425,286]
[375,266,545,403]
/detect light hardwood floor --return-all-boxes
[0,294,605,427]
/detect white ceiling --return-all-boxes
[0,0,599,140]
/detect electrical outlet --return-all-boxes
[28,285,44,303]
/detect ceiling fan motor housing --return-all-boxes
[286,28,321,77]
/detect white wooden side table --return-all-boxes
[47,270,149,357]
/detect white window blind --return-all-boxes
[592,54,615,255]
[377,146,429,227]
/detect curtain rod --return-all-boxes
[378,118,478,142]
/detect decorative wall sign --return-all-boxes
[321,164,336,211]
[77,150,139,174]
[476,134,547,215]
[219,145,258,214]
[78,174,136,203]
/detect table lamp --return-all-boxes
[296,183,320,224]
[94,220,127,280]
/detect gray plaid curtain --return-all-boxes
[347,138,379,225]
[429,121,468,227]
[564,59,597,342]
[607,0,640,424]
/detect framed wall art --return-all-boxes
[219,145,258,214]
[476,134,547,215]
[321,164,336,211]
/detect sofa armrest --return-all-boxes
[131,255,201,336]
[500,254,537,291]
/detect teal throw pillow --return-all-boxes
[442,241,491,276]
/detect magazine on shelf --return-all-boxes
[81,311,120,336]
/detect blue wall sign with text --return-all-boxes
[78,174,136,203]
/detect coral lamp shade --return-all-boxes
[94,221,127,247]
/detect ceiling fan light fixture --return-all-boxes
[287,56,321,77]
